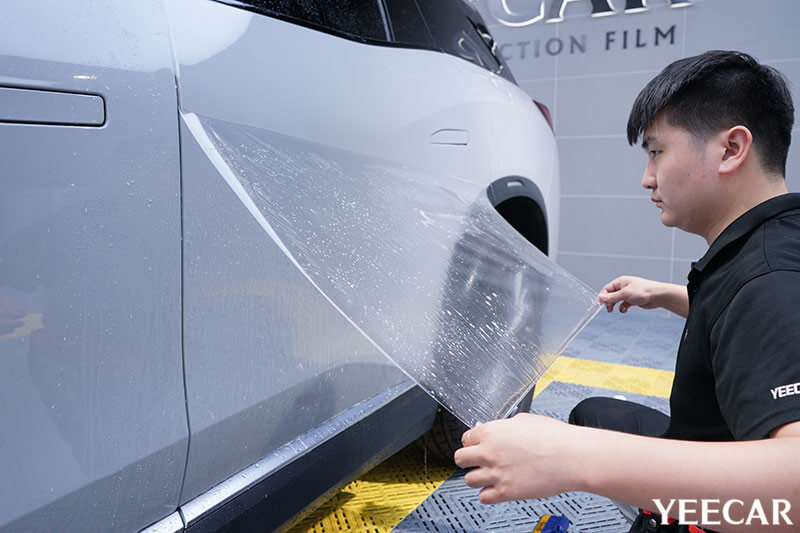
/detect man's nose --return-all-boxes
[641,164,656,190]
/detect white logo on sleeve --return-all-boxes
[771,382,800,400]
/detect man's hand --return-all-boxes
[598,276,689,318]
[598,276,662,312]
[453,413,586,504]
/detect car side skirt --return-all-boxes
[152,382,437,532]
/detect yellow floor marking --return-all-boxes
[534,356,674,399]
[0,313,43,341]
[289,356,674,532]
[286,446,454,533]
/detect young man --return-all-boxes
[454,51,800,532]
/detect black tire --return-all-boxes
[417,385,535,464]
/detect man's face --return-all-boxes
[640,116,717,235]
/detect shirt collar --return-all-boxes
[691,193,800,274]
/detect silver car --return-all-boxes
[0,0,557,530]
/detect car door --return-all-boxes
[165,0,495,508]
[0,1,187,531]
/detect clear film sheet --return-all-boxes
[185,113,601,427]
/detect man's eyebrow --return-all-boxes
[641,134,655,150]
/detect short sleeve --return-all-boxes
[710,270,800,440]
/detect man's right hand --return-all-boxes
[598,276,689,318]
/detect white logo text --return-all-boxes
[771,381,800,399]
[651,499,792,526]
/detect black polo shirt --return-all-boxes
[664,193,800,442]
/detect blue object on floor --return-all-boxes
[534,514,570,532]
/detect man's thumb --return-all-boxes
[600,288,627,304]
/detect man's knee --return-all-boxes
[569,396,669,436]
[569,397,610,428]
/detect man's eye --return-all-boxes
[649,150,662,158]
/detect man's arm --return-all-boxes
[455,415,800,532]
[599,275,689,318]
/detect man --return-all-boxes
[454,50,800,532]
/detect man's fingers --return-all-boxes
[454,445,484,469]
[478,487,505,505]
[461,424,486,447]
[464,467,495,489]
[599,278,622,295]
[597,288,612,305]
[600,287,629,304]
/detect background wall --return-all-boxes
[472,0,800,291]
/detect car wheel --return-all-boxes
[417,384,534,464]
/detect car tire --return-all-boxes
[417,385,534,464]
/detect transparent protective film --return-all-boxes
[184,113,601,427]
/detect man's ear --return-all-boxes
[718,125,753,175]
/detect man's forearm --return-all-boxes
[656,282,689,317]
[573,427,800,531]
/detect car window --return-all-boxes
[414,0,515,83]
[230,0,390,42]
[414,0,496,69]
[383,0,434,48]
[463,3,516,83]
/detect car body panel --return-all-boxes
[177,114,411,502]
[453,57,560,257]
[166,0,514,504]
[0,1,187,531]
[166,0,493,186]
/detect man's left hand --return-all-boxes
[454,413,586,504]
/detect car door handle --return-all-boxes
[0,86,105,126]
[429,129,469,146]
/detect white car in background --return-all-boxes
[0,0,558,531]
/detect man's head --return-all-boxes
[627,51,794,241]
[628,50,794,177]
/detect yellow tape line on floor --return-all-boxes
[289,356,674,532]
[534,356,674,399]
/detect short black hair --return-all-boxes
[627,50,794,176]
